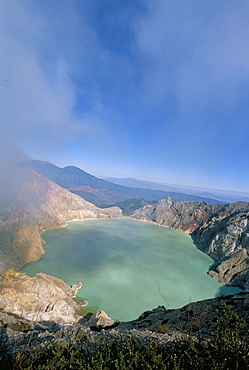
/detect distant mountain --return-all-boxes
[196,191,249,203]
[24,160,223,207]
[105,177,173,191]
[106,177,249,203]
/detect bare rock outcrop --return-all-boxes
[117,292,249,339]
[87,310,116,329]
[131,197,249,290]
[0,270,85,323]
[131,197,211,233]
[194,211,249,289]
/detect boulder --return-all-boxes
[88,310,116,329]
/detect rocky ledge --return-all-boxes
[0,292,248,361]
[0,270,85,324]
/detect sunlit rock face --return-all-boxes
[0,270,84,323]
[0,167,122,268]
[131,197,249,290]
[87,310,116,329]
[131,197,211,233]
[195,211,249,290]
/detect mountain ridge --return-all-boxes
[106,176,249,203]
[23,160,225,206]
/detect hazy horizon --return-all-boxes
[27,157,249,201]
[1,1,249,193]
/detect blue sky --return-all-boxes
[0,0,249,193]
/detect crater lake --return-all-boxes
[22,219,241,321]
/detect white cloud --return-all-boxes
[134,1,249,114]
[0,0,114,153]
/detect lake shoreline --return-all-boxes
[22,218,241,322]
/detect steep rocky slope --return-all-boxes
[0,167,122,269]
[131,197,249,290]
[195,210,249,289]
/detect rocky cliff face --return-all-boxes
[131,197,249,290]
[0,270,84,323]
[0,167,122,269]
[194,210,249,290]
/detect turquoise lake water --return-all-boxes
[22,219,241,321]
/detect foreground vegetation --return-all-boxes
[1,305,248,370]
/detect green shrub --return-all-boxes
[153,323,174,335]
[1,305,248,370]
